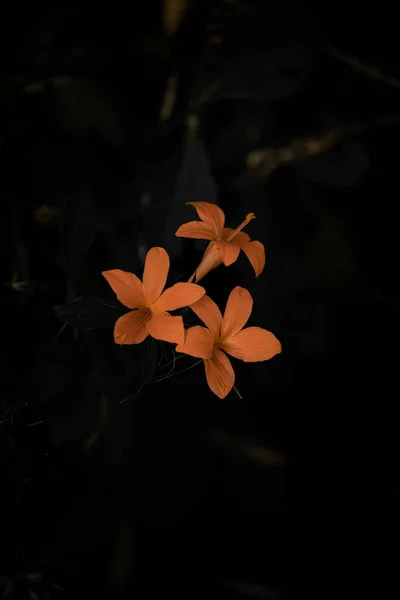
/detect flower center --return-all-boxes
[226,212,256,241]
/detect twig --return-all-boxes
[23,75,74,94]
[211,429,286,468]
[326,45,400,90]
[247,114,400,179]
[160,73,178,121]
[136,358,202,394]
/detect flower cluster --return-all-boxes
[102,202,281,398]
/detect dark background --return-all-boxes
[1,2,399,598]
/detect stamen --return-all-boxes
[226,212,256,241]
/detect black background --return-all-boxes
[1,2,398,598]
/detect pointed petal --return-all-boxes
[194,241,222,282]
[216,240,240,266]
[221,286,253,339]
[176,326,214,359]
[221,327,282,362]
[204,348,235,399]
[187,202,225,236]
[222,228,251,246]
[142,247,170,306]
[190,295,222,338]
[175,221,217,240]
[114,310,150,344]
[241,241,265,277]
[154,282,205,311]
[146,311,185,344]
[102,269,146,309]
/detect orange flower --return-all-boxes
[102,247,205,345]
[176,287,281,399]
[175,202,266,282]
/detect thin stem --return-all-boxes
[326,45,400,91]
[225,213,256,241]
[136,359,203,394]
[150,359,203,384]
[232,385,243,400]
[158,353,187,370]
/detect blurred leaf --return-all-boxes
[163,0,187,36]
[63,186,97,299]
[221,44,312,100]
[297,139,369,187]
[162,133,218,259]
[37,339,83,404]
[54,296,122,330]
[219,578,281,599]
[48,371,104,447]
[0,575,14,598]
[54,77,122,145]
[83,393,108,451]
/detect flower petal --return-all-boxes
[154,282,205,311]
[241,241,265,277]
[221,286,253,339]
[102,269,146,309]
[204,348,235,399]
[194,241,222,282]
[221,326,282,362]
[190,295,222,338]
[187,202,225,237]
[176,326,214,359]
[142,247,170,306]
[175,221,217,240]
[222,228,251,246]
[146,311,185,344]
[216,240,240,266]
[114,310,150,344]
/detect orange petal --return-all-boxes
[222,228,251,246]
[194,241,222,282]
[204,348,235,399]
[190,295,222,338]
[176,326,214,359]
[154,282,205,311]
[146,311,185,344]
[114,310,150,344]
[102,269,146,309]
[215,240,240,266]
[221,327,282,362]
[187,202,225,237]
[221,286,253,339]
[142,247,169,306]
[241,241,265,277]
[175,221,217,240]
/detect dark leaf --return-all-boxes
[162,134,218,259]
[297,139,369,187]
[221,45,312,100]
[63,185,98,299]
[137,149,182,255]
[55,77,123,145]
[48,368,110,449]
[54,296,122,330]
